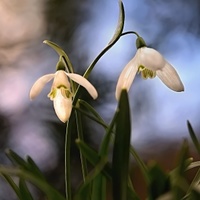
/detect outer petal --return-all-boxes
[156,62,184,92]
[115,57,138,100]
[65,73,98,99]
[138,47,166,71]
[30,74,55,100]
[53,89,72,123]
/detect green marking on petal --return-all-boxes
[48,85,72,100]
[60,87,72,98]
[138,65,156,79]
[48,88,57,100]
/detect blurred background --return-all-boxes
[0,0,200,199]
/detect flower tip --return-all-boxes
[43,40,47,44]
[58,116,68,123]
[29,89,37,100]
[91,90,98,100]
[177,84,184,92]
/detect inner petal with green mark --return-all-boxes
[138,65,156,79]
[48,85,72,100]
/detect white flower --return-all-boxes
[30,70,98,123]
[116,47,184,99]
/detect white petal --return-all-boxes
[115,57,138,100]
[30,74,55,100]
[65,73,98,99]
[53,70,70,88]
[138,47,166,71]
[53,89,72,123]
[156,62,184,92]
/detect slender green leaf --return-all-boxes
[78,99,105,125]
[26,156,46,181]
[108,0,125,45]
[130,145,149,184]
[19,179,33,200]
[3,174,21,199]
[187,161,200,170]
[76,139,139,200]
[74,157,107,198]
[189,188,200,200]
[76,139,112,179]
[187,120,200,155]
[170,140,190,199]
[0,166,65,200]
[74,106,108,129]
[91,174,106,200]
[5,149,29,170]
[112,89,131,200]
[43,40,73,73]
[148,164,170,200]
[99,110,118,157]
[187,168,200,195]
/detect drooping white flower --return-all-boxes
[116,47,184,100]
[30,70,98,123]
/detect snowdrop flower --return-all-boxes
[116,46,184,100]
[30,70,98,123]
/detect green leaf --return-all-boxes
[19,179,33,200]
[170,140,190,199]
[43,40,73,73]
[187,120,200,155]
[74,106,108,129]
[91,174,106,200]
[186,165,200,196]
[189,188,200,200]
[112,89,131,200]
[3,174,21,199]
[130,145,149,184]
[76,139,112,179]
[99,110,118,157]
[5,149,29,170]
[78,99,105,126]
[148,164,170,200]
[76,139,139,200]
[108,0,125,45]
[74,157,107,198]
[26,156,46,181]
[0,166,66,200]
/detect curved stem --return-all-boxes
[121,31,140,38]
[72,0,125,105]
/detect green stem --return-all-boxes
[121,31,140,38]
[75,106,88,181]
[72,0,125,105]
[65,116,74,200]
